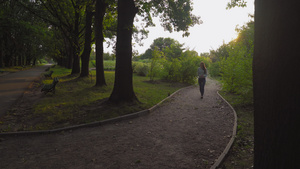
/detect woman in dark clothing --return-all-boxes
[197,62,207,99]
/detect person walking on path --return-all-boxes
[198,61,207,99]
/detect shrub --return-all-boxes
[180,57,199,84]
[149,48,164,81]
[208,62,221,77]
[219,44,253,103]
[103,60,116,70]
[161,58,182,82]
[133,62,149,76]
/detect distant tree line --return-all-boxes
[133,37,211,84]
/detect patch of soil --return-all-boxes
[0,78,235,169]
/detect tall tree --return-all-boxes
[94,0,107,86]
[253,0,300,168]
[109,0,201,103]
[80,3,94,77]
[109,0,138,102]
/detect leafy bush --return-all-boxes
[219,43,253,103]
[159,56,211,84]
[180,57,200,84]
[160,58,182,82]
[208,62,221,77]
[104,60,116,70]
[133,62,149,76]
[148,48,164,81]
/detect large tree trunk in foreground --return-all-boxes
[253,0,300,168]
[109,0,138,103]
[80,8,93,77]
[94,0,106,86]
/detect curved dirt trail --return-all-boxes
[0,78,234,169]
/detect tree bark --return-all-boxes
[80,7,94,77]
[94,0,106,86]
[253,0,300,168]
[71,9,81,74]
[0,38,4,68]
[109,0,138,103]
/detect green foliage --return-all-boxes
[136,0,202,37]
[226,0,247,9]
[180,57,201,84]
[137,37,213,84]
[158,56,211,84]
[208,62,221,77]
[103,60,116,70]
[148,47,164,81]
[103,52,115,60]
[0,66,189,131]
[133,62,149,76]
[160,58,180,82]
[0,1,53,67]
[141,37,184,60]
[220,43,253,95]
[216,20,254,104]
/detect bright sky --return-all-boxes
[105,0,254,55]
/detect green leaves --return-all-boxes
[136,0,202,37]
[226,0,247,10]
[217,20,254,104]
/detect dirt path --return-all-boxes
[0,65,51,117]
[0,78,234,169]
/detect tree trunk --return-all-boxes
[0,38,4,68]
[80,7,94,77]
[253,0,300,168]
[71,9,81,74]
[64,39,73,69]
[109,0,138,103]
[94,0,106,86]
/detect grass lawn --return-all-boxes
[0,66,189,132]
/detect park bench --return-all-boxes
[44,70,54,78]
[41,77,59,95]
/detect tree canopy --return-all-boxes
[140,37,184,60]
[0,0,53,67]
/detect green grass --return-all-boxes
[0,65,37,72]
[90,60,116,70]
[0,66,188,131]
[218,91,254,168]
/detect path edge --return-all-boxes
[210,91,238,169]
[0,85,194,137]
